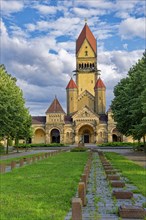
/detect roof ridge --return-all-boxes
[94,77,106,89]
[66,78,78,89]
[76,23,96,54]
[46,97,65,114]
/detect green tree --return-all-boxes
[111,52,146,151]
[0,64,32,154]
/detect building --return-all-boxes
[32,22,130,144]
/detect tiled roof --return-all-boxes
[76,24,97,54]
[66,78,77,89]
[46,97,65,114]
[32,116,46,124]
[94,77,106,89]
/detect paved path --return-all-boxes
[65,152,146,220]
[0,149,56,161]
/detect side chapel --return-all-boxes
[32,22,131,144]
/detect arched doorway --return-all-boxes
[34,128,45,144]
[112,134,118,142]
[51,129,60,143]
[112,128,122,142]
[78,125,94,143]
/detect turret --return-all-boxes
[66,78,78,115]
[94,77,106,114]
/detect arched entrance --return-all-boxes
[34,128,45,144]
[51,129,60,143]
[112,134,118,142]
[112,128,122,142]
[78,125,94,144]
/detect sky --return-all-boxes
[1,0,146,116]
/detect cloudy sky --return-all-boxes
[1,0,145,116]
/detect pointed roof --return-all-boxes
[46,97,65,114]
[94,77,106,89]
[66,78,77,89]
[76,23,97,54]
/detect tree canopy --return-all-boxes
[111,51,146,150]
[0,64,32,153]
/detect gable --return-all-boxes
[77,39,95,58]
[72,106,99,122]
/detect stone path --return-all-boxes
[65,152,146,220]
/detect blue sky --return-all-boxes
[1,0,146,115]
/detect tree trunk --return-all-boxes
[143,136,146,153]
[6,138,9,154]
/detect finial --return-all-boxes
[84,18,87,24]
[55,95,57,99]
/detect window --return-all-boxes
[85,51,88,56]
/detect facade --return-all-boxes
[32,23,129,144]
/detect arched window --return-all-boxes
[85,51,88,56]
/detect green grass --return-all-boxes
[105,152,146,196]
[0,152,88,220]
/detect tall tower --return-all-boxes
[94,77,106,114]
[66,78,78,115]
[76,22,97,96]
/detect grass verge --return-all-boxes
[0,152,48,165]
[0,152,88,220]
[105,152,146,196]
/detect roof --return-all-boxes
[32,116,46,124]
[76,23,97,54]
[66,78,77,89]
[94,77,106,89]
[46,97,65,114]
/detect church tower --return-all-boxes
[76,22,98,96]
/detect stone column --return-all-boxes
[72,198,82,220]
[78,182,86,206]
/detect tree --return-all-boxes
[111,51,146,151]
[0,65,32,154]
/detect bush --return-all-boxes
[14,143,65,148]
[98,142,139,147]
[0,143,5,154]
[70,146,87,152]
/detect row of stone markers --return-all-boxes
[99,151,146,219]
[65,151,146,220]
[0,150,60,174]
[66,152,92,220]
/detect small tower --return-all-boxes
[66,78,78,115]
[94,77,106,114]
[46,96,65,124]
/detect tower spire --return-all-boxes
[84,18,87,24]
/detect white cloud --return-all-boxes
[33,5,57,15]
[119,17,145,39]
[1,0,24,16]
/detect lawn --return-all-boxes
[0,152,88,220]
[105,152,146,196]
[0,152,48,165]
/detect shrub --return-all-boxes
[70,146,87,152]
[14,143,65,148]
[0,143,5,154]
[98,142,139,147]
